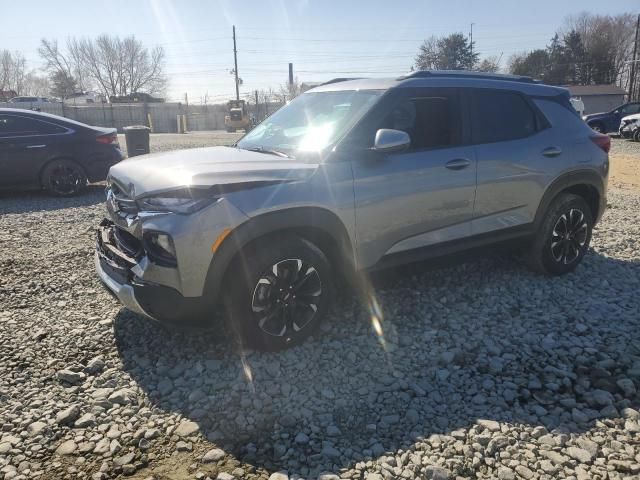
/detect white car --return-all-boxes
[9,96,54,106]
[620,113,640,141]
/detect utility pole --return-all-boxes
[288,63,294,86]
[233,25,239,101]
[630,14,640,101]
[255,89,259,121]
[470,23,475,61]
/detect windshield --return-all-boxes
[237,90,382,155]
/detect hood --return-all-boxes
[622,113,640,122]
[108,146,318,198]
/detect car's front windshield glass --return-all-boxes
[237,89,382,156]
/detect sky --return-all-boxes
[3,0,638,103]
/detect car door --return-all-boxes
[349,87,477,267]
[0,114,63,187]
[467,88,566,235]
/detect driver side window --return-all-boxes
[621,104,640,115]
[381,95,456,150]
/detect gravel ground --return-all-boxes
[1,134,639,480]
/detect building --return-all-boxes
[566,85,627,115]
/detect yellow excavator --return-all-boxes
[224,99,252,132]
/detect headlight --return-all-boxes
[143,231,177,267]
[137,190,218,214]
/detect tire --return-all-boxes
[526,193,593,276]
[226,127,235,133]
[633,129,640,142]
[41,159,87,196]
[589,122,604,134]
[223,235,334,351]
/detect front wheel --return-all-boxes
[589,122,604,134]
[41,159,87,196]
[526,194,593,275]
[224,236,334,351]
[633,129,640,142]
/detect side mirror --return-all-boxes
[373,129,410,153]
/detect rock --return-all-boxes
[57,369,85,385]
[617,378,636,397]
[114,452,135,466]
[540,450,569,466]
[27,421,47,437]
[108,388,136,405]
[294,432,310,444]
[217,473,235,480]
[497,467,515,480]
[85,356,105,374]
[566,446,594,463]
[279,415,296,428]
[174,421,199,437]
[317,474,340,480]
[424,465,451,479]
[477,419,500,432]
[572,408,590,424]
[0,442,12,454]
[268,472,289,480]
[589,389,614,407]
[202,448,225,463]
[55,440,77,455]
[74,413,96,428]
[56,405,81,425]
[515,465,534,479]
[176,440,192,452]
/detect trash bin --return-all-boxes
[123,125,150,157]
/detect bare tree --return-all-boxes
[475,56,501,73]
[279,77,302,102]
[39,35,167,98]
[22,72,50,96]
[0,50,27,95]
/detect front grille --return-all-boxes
[230,111,242,121]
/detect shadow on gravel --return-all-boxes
[0,184,105,214]
[113,250,640,477]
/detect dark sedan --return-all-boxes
[0,108,123,196]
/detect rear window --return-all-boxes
[470,90,538,144]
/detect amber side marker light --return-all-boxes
[211,228,232,253]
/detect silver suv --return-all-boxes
[96,71,609,350]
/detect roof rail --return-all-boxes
[320,77,364,86]
[398,70,537,84]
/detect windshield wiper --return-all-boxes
[245,146,292,158]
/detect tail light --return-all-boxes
[96,133,118,145]
[590,133,610,153]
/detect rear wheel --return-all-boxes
[41,159,87,196]
[589,122,604,134]
[526,193,593,275]
[224,235,334,351]
[633,129,640,142]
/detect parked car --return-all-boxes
[0,108,123,195]
[583,101,640,134]
[96,70,609,351]
[619,113,640,141]
[109,92,164,103]
[63,91,107,104]
[9,96,55,107]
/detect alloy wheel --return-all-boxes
[550,208,589,265]
[49,164,84,195]
[251,258,323,340]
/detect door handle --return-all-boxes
[542,147,562,158]
[445,158,471,170]
[26,144,47,149]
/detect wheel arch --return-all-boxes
[204,206,355,304]
[534,170,605,230]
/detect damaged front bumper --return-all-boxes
[95,219,152,319]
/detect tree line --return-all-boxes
[414,12,636,95]
[1,35,166,100]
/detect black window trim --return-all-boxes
[466,87,549,146]
[0,114,73,139]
